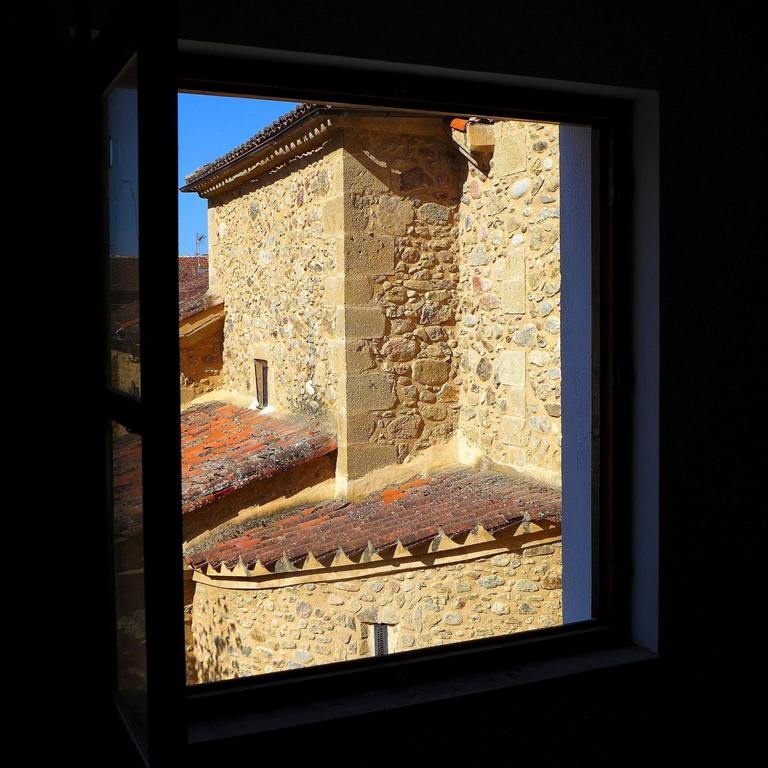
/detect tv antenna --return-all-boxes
[195,232,206,257]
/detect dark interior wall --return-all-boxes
[25,1,762,764]
[176,1,662,90]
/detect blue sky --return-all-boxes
[178,94,298,255]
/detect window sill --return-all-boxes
[187,632,657,744]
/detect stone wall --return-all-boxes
[189,531,561,682]
[207,137,344,422]
[111,350,140,397]
[180,309,224,406]
[204,115,560,485]
[337,118,466,482]
[455,121,561,481]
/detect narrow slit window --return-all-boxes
[373,624,388,657]
[254,359,268,408]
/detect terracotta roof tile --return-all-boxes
[178,257,223,321]
[186,467,561,571]
[178,255,208,283]
[111,257,223,346]
[113,401,337,530]
[181,401,336,514]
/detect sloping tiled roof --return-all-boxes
[179,255,208,283]
[181,401,337,514]
[112,401,337,531]
[178,271,211,320]
[185,467,561,573]
[111,257,221,346]
[182,103,329,188]
[178,256,223,321]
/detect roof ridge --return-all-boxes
[185,467,562,574]
[183,102,329,186]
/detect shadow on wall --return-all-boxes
[347,119,469,209]
[183,451,337,545]
[189,590,261,684]
[339,118,471,478]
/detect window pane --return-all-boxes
[112,424,147,727]
[178,97,592,683]
[106,58,141,398]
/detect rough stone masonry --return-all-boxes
[204,113,561,489]
[191,535,562,682]
[181,107,563,680]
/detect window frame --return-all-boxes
[97,22,659,760]
[176,49,651,740]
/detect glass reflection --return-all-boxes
[106,58,141,397]
[112,423,147,726]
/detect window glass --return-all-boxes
[112,423,147,726]
[177,96,591,684]
[106,58,141,398]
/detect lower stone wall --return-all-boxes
[189,533,562,683]
[180,326,223,406]
[182,452,337,545]
[111,349,141,398]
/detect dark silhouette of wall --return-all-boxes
[25,2,762,764]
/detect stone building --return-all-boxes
[176,103,564,682]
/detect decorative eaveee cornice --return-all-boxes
[181,104,338,198]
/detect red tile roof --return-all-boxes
[178,256,222,321]
[181,401,336,514]
[178,255,209,283]
[113,401,337,530]
[111,257,222,348]
[185,467,561,572]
